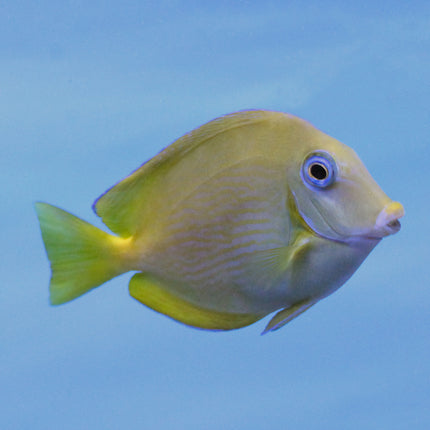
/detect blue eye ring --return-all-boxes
[302,151,337,188]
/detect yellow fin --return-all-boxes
[262,300,315,334]
[93,110,275,237]
[35,202,129,305]
[129,273,263,331]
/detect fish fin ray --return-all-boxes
[261,300,315,334]
[244,232,313,286]
[35,202,128,305]
[129,273,263,331]
[93,111,275,237]
[245,246,291,284]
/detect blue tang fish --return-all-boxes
[35,110,404,333]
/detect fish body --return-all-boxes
[35,110,404,333]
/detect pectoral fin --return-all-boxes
[262,299,315,334]
[129,273,263,331]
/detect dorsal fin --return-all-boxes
[93,110,279,237]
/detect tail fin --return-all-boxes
[35,202,130,305]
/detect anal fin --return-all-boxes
[129,273,263,331]
[262,299,315,334]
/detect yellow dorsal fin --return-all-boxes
[93,110,277,237]
[129,273,264,331]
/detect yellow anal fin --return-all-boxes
[129,273,263,331]
[262,299,315,334]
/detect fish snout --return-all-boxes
[373,201,404,238]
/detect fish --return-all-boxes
[35,110,404,333]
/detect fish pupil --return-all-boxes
[309,163,328,180]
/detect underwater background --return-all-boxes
[2,1,429,429]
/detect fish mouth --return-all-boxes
[369,201,404,238]
[386,218,401,233]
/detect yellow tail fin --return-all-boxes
[35,202,130,305]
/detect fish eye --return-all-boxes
[302,152,337,188]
